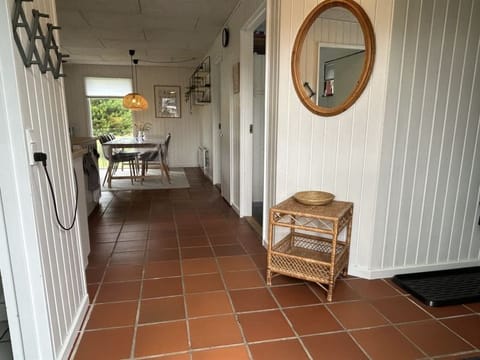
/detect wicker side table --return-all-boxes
[266,197,353,301]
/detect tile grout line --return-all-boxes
[173,199,193,360]
[201,215,254,360]
[378,279,477,358]
[70,196,120,359]
[128,208,149,360]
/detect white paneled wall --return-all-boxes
[372,0,480,274]
[274,0,394,276]
[1,0,88,357]
[196,0,264,206]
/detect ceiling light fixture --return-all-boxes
[123,49,148,111]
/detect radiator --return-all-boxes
[197,146,209,173]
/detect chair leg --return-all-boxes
[128,160,135,185]
[105,163,114,188]
[161,159,171,183]
[102,167,109,186]
[135,157,140,181]
[141,160,147,184]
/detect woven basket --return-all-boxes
[293,191,334,206]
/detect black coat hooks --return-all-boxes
[12,0,68,79]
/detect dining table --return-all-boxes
[103,136,167,188]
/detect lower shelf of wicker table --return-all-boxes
[267,232,349,301]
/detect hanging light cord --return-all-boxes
[133,58,140,92]
[130,53,135,91]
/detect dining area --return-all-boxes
[99,133,172,189]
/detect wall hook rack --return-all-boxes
[12,0,67,79]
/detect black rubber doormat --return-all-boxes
[392,267,480,307]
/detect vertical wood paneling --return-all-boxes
[443,0,477,261]
[425,0,459,264]
[413,0,447,265]
[460,0,480,260]
[274,0,479,275]
[275,0,394,274]
[375,0,480,274]
[3,0,89,356]
[404,0,435,265]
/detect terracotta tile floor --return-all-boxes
[71,168,480,360]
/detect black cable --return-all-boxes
[41,162,79,231]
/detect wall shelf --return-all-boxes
[186,56,211,105]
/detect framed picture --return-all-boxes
[154,85,181,118]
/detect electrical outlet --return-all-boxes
[25,128,38,165]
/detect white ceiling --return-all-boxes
[55,0,239,66]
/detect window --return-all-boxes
[85,77,134,167]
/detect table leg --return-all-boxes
[107,161,114,188]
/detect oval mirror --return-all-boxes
[291,0,375,116]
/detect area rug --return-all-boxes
[100,168,190,191]
[392,267,480,307]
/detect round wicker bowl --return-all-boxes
[293,191,335,206]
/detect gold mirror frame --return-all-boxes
[291,0,376,116]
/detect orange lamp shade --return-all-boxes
[123,92,148,111]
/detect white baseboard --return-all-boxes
[232,203,240,215]
[349,259,480,280]
[58,294,89,360]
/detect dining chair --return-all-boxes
[139,133,171,183]
[162,133,171,173]
[99,135,139,186]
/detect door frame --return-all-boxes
[211,55,222,185]
[239,4,266,217]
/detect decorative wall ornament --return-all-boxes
[185,56,211,105]
[12,0,68,79]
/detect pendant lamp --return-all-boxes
[123,49,148,111]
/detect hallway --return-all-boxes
[71,168,480,359]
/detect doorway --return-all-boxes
[239,4,266,231]
[251,30,266,227]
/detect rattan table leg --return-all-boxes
[327,282,334,302]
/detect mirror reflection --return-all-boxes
[300,7,365,108]
[292,0,375,116]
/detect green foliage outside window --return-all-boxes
[90,98,133,168]
[90,98,133,137]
